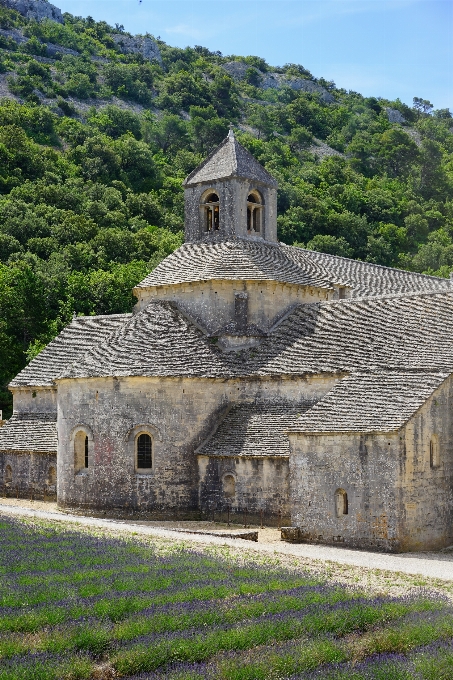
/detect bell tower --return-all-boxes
[183,129,278,243]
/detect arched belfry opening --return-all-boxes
[247,191,263,233]
[201,191,220,232]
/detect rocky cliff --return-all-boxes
[111,33,162,65]
[1,0,63,23]
[222,61,334,103]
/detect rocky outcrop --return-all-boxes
[222,61,334,103]
[260,73,334,102]
[0,27,78,56]
[309,137,344,160]
[222,61,254,80]
[1,0,64,23]
[45,41,78,56]
[385,107,406,123]
[111,33,162,64]
[0,26,27,45]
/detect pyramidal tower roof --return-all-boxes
[183,129,278,188]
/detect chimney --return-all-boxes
[234,292,248,331]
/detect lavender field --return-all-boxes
[0,514,453,679]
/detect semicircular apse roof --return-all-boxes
[135,239,338,290]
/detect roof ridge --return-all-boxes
[183,135,231,186]
[136,238,336,290]
[73,313,132,321]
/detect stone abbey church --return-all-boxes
[2,130,453,552]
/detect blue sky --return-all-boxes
[55,0,452,110]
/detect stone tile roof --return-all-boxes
[255,291,453,375]
[10,314,130,388]
[0,412,57,453]
[60,291,453,381]
[135,239,338,289]
[197,402,314,457]
[183,132,278,188]
[288,372,449,434]
[300,248,450,297]
[61,302,227,380]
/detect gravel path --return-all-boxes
[2,501,453,582]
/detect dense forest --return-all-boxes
[0,3,452,414]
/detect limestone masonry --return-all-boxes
[2,130,453,551]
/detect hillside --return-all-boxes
[0,0,452,415]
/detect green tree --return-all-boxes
[145,113,188,152]
[377,128,419,178]
[306,234,352,257]
[189,106,227,154]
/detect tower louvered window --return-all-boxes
[247,192,263,233]
[202,193,220,231]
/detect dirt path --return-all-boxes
[2,499,453,582]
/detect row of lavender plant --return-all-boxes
[1,514,452,680]
[123,626,453,679]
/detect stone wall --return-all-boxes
[0,450,56,498]
[289,376,453,552]
[11,386,57,413]
[198,454,290,525]
[398,377,453,551]
[288,431,401,551]
[135,279,332,335]
[56,373,337,516]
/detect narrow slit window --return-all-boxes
[137,433,152,469]
[48,466,56,485]
[74,429,89,473]
[4,465,12,483]
[430,436,439,468]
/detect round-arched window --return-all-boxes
[201,192,220,232]
[335,488,348,517]
[223,474,235,498]
[136,433,152,470]
[247,191,263,233]
[4,465,12,483]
